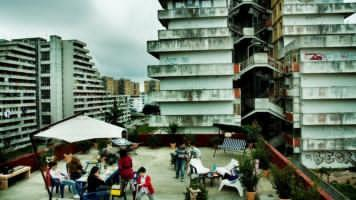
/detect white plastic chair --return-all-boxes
[216,159,239,176]
[189,158,210,175]
[218,178,244,197]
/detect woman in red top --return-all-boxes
[136,167,155,200]
[118,150,134,200]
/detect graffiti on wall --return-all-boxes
[304,151,356,166]
[302,50,356,62]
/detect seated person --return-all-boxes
[87,166,109,193]
[49,161,79,198]
[64,153,84,180]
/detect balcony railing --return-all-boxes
[303,112,356,125]
[147,63,234,78]
[158,27,231,40]
[302,86,356,99]
[149,114,241,127]
[239,53,282,76]
[283,3,356,16]
[283,24,356,36]
[149,89,234,102]
[243,98,285,120]
[302,138,356,151]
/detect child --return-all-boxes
[136,167,155,200]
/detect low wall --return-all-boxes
[265,142,333,200]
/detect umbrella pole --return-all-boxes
[30,134,52,200]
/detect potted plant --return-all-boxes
[167,123,179,149]
[186,178,208,200]
[239,153,258,200]
[252,139,270,177]
[271,165,294,200]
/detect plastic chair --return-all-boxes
[218,178,244,197]
[216,159,239,176]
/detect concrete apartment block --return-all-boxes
[148,0,241,134]
[273,0,356,168]
[0,40,38,151]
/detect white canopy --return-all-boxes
[35,115,124,143]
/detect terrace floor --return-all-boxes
[0,147,277,200]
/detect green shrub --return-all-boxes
[252,139,270,170]
[271,165,294,198]
[239,153,258,192]
[147,135,160,148]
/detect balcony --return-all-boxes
[147,37,233,58]
[302,112,356,125]
[300,61,356,74]
[239,53,281,76]
[150,89,234,102]
[158,27,231,40]
[302,138,356,151]
[284,34,356,53]
[149,114,241,127]
[286,87,300,97]
[243,98,285,120]
[283,3,356,17]
[229,0,270,16]
[302,86,356,99]
[148,63,234,78]
[283,24,356,36]
[158,7,228,27]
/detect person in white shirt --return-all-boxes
[49,161,79,198]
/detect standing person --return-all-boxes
[87,166,109,193]
[118,150,134,200]
[136,167,155,200]
[48,161,79,199]
[175,143,188,181]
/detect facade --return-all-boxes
[0,40,38,151]
[144,79,160,94]
[129,95,145,113]
[272,0,356,168]
[147,0,241,134]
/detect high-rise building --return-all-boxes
[147,0,241,134]
[118,79,140,96]
[0,40,38,151]
[103,76,119,95]
[144,79,160,94]
[272,0,356,168]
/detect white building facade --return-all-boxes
[148,0,241,134]
[273,0,356,168]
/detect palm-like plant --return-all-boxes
[239,153,258,192]
[105,99,124,127]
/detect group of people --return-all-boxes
[174,142,202,181]
[47,149,155,200]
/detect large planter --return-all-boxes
[247,192,256,200]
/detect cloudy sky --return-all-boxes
[0,0,163,86]
[0,0,355,87]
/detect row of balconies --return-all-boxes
[147,37,233,58]
[158,7,228,27]
[283,24,356,36]
[302,138,356,151]
[0,58,36,67]
[0,46,36,56]
[148,63,234,78]
[302,86,356,99]
[284,34,356,53]
[149,114,241,127]
[149,89,237,102]
[0,52,36,62]
[303,112,356,125]
[158,27,231,40]
[0,66,36,75]
[283,3,356,16]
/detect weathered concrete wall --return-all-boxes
[283,3,356,15]
[160,102,233,115]
[150,89,234,102]
[158,27,231,39]
[160,76,232,90]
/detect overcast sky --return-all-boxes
[0,0,163,86]
[0,0,355,86]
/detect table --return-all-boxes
[77,166,118,183]
[204,172,221,187]
[0,166,31,190]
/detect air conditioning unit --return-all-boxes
[243,27,255,36]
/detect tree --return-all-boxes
[142,104,160,115]
[105,99,124,127]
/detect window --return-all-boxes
[41,103,50,112]
[41,64,50,73]
[174,0,185,8]
[186,0,195,7]
[42,116,51,125]
[41,51,50,61]
[41,90,50,99]
[200,0,211,7]
[41,77,50,86]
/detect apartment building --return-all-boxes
[117,79,140,96]
[272,0,356,168]
[147,0,241,134]
[0,40,38,151]
[144,79,160,94]
[103,76,119,95]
